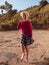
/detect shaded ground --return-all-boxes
[0,30,49,65]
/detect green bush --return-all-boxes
[40,0,48,6]
[1,23,11,30]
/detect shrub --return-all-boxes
[1,23,11,30]
[40,0,48,6]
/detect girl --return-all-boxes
[17,11,33,62]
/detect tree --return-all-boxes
[40,0,48,6]
[0,1,13,12]
[5,1,12,11]
[1,10,3,14]
[13,9,17,13]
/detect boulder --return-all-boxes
[44,52,49,62]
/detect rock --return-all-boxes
[44,52,49,62]
[0,52,18,65]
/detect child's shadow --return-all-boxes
[30,61,49,65]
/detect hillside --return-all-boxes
[0,3,49,30]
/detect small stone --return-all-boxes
[44,52,49,62]
[4,63,8,65]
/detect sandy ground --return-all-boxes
[0,30,49,65]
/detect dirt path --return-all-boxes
[0,30,49,65]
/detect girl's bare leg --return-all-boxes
[20,44,25,61]
[22,44,25,53]
[25,46,29,62]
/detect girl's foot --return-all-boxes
[20,53,24,61]
[24,59,28,62]
[24,57,28,63]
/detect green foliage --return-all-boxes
[1,23,11,30]
[40,0,48,7]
